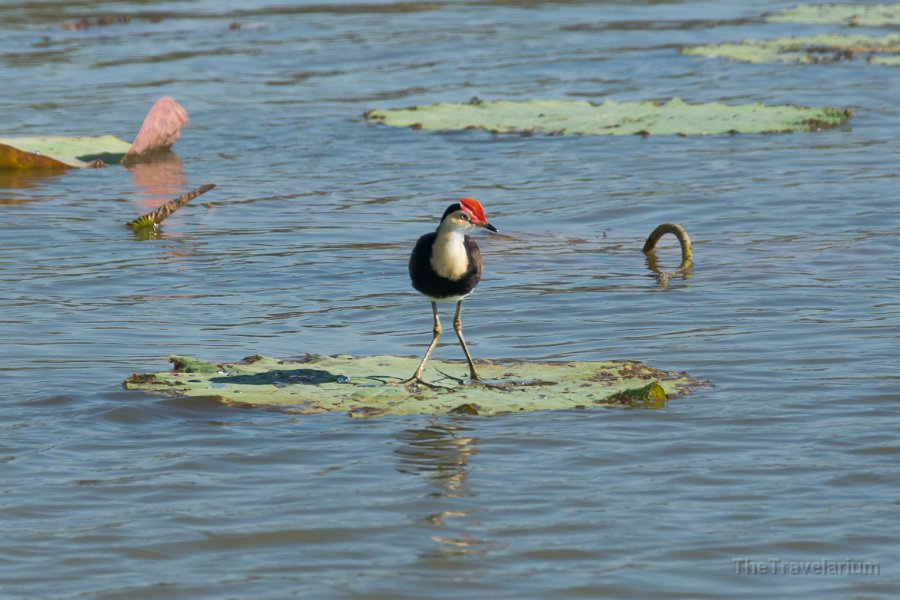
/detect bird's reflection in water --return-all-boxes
[394,420,505,557]
[395,421,478,497]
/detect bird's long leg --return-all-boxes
[403,301,442,386]
[453,300,481,381]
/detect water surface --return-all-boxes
[1,0,898,598]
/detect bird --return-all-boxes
[405,197,498,386]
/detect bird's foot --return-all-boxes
[431,368,468,385]
[432,368,506,389]
[396,375,447,389]
[392,370,503,390]
[467,377,507,390]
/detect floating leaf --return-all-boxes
[768,3,900,27]
[682,33,900,65]
[123,354,707,416]
[0,97,188,170]
[365,98,851,136]
[0,135,130,169]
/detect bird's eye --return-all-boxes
[459,212,470,221]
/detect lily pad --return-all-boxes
[0,135,131,169]
[682,33,900,65]
[0,96,188,170]
[364,98,851,136]
[768,3,900,27]
[124,354,707,416]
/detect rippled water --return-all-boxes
[1,1,898,597]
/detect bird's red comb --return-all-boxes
[459,197,488,225]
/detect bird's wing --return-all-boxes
[464,236,482,284]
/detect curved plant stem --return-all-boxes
[643,223,693,271]
[127,183,215,230]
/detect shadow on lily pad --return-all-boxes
[210,368,340,386]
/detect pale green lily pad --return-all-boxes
[1,97,188,170]
[682,33,900,65]
[871,54,900,65]
[0,135,132,168]
[123,354,707,416]
[768,3,900,27]
[365,98,851,136]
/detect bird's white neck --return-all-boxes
[430,224,470,281]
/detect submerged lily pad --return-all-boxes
[365,98,851,136]
[682,33,900,65]
[768,3,900,27]
[124,354,706,416]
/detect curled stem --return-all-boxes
[642,223,693,271]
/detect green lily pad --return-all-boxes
[682,33,900,65]
[0,135,131,169]
[364,98,851,136]
[123,354,707,416]
[768,3,900,27]
[1,97,188,170]
[872,54,900,65]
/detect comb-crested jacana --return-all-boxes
[405,198,498,386]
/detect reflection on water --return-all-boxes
[396,422,505,557]
[1,0,898,597]
[124,152,203,243]
[644,250,693,289]
[395,421,478,497]
[0,168,66,193]
[126,152,186,211]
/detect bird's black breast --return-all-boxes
[408,232,483,299]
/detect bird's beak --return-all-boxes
[485,222,499,233]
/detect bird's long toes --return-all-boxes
[467,376,508,390]
[396,376,440,389]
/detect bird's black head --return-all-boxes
[440,203,462,222]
